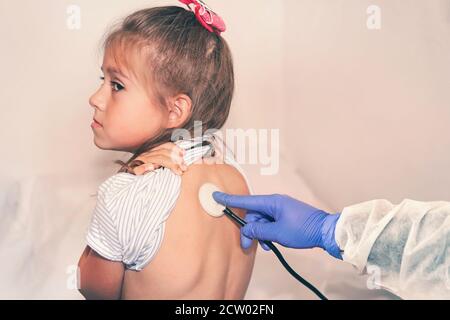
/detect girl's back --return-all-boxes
[121,162,257,299]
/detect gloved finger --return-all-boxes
[240,232,271,251]
[259,241,271,251]
[242,222,278,243]
[240,232,254,250]
[241,212,259,249]
[212,193,277,217]
[245,210,273,223]
[241,213,272,250]
[244,212,269,224]
[247,215,272,225]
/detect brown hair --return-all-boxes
[98,6,234,174]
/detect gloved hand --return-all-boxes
[212,193,342,259]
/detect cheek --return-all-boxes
[105,104,167,148]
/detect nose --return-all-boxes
[89,87,106,111]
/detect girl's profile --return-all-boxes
[77,2,256,300]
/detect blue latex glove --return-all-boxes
[212,193,342,260]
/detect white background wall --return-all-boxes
[0,0,448,299]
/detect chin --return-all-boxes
[93,136,138,153]
[93,137,108,150]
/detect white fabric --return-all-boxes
[86,134,251,271]
[86,169,181,270]
[335,199,450,299]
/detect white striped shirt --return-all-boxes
[86,134,251,271]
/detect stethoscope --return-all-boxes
[182,139,328,299]
[199,183,328,300]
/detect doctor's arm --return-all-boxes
[213,193,450,299]
[335,199,450,299]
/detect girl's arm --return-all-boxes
[78,143,186,298]
[78,246,125,300]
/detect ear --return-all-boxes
[166,94,192,129]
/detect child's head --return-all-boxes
[88,5,234,172]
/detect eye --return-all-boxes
[111,81,125,92]
[99,76,124,92]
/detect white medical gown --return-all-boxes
[335,199,450,299]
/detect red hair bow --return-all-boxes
[179,0,226,35]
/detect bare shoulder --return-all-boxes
[182,162,250,197]
[216,164,250,195]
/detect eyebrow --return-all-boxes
[101,66,130,81]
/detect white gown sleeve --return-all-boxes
[335,199,450,299]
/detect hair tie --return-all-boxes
[179,0,226,35]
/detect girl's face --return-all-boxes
[89,49,168,152]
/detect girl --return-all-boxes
[78,2,257,300]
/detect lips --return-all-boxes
[93,118,102,126]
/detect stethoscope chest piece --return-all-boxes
[198,183,226,218]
